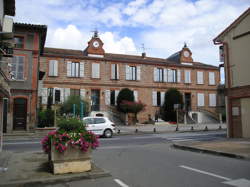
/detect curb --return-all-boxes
[172,143,248,160]
[0,166,111,187]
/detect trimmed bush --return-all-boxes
[116,88,134,113]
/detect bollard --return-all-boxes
[175,127,179,131]
[219,126,222,130]
[118,129,120,134]
[191,126,194,131]
[204,126,208,131]
[135,129,138,133]
[153,127,156,133]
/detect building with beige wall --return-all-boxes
[40,32,220,123]
[214,7,250,138]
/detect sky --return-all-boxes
[14,0,249,68]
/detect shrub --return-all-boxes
[57,117,86,133]
[116,88,134,113]
[160,88,183,122]
[38,109,54,127]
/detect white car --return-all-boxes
[83,117,116,138]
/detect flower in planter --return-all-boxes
[41,118,99,153]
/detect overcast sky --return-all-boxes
[15,0,249,67]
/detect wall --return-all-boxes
[241,98,250,138]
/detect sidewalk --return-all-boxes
[116,122,227,135]
[173,139,250,160]
[0,151,110,186]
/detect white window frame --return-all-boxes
[197,71,204,84]
[154,68,164,82]
[111,64,119,80]
[92,63,100,78]
[67,62,82,77]
[209,93,216,107]
[184,70,191,83]
[49,60,58,76]
[209,72,215,85]
[126,65,140,81]
[12,55,25,80]
[197,93,205,107]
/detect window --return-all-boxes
[84,118,95,124]
[126,65,140,81]
[55,90,60,103]
[14,36,24,48]
[70,89,80,96]
[152,91,165,106]
[110,90,115,105]
[12,56,25,80]
[184,70,191,83]
[197,71,204,84]
[67,62,84,77]
[197,93,205,107]
[209,93,216,107]
[154,68,164,82]
[49,60,58,76]
[167,69,177,83]
[111,64,119,80]
[94,118,106,124]
[92,63,100,78]
[209,72,215,85]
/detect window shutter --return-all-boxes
[209,93,216,107]
[60,88,64,103]
[67,62,72,77]
[80,62,84,77]
[105,90,110,105]
[125,65,130,80]
[168,69,173,82]
[80,89,85,99]
[64,88,70,101]
[111,64,115,79]
[185,70,191,83]
[115,90,119,105]
[154,68,158,82]
[152,91,157,106]
[52,88,56,104]
[92,63,100,78]
[197,93,204,107]
[134,91,138,102]
[136,66,141,80]
[197,71,204,84]
[116,64,119,79]
[161,92,165,106]
[41,88,48,104]
[173,70,176,82]
[209,72,215,85]
[49,60,53,76]
[164,69,168,82]
[177,70,181,83]
[54,60,58,76]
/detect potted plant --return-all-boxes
[41,117,99,174]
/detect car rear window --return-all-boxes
[94,118,106,124]
[84,118,95,124]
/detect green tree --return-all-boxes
[160,88,183,122]
[59,95,89,117]
[116,88,134,113]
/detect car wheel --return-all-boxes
[104,129,112,138]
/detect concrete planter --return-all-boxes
[50,143,92,174]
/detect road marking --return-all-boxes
[100,137,120,141]
[4,141,40,145]
[180,165,232,181]
[223,178,250,187]
[114,179,129,187]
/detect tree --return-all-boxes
[160,88,183,122]
[116,88,134,113]
[59,95,89,117]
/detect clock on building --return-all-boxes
[183,51,190,57]
[93,41,100,48]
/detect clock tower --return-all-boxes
[84,31,105,57]
[180,43,193,63]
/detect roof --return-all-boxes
[167,51,181,63]
[4,0,15,16]
[214,7,250,43]
[14,23,47,54]
[43,47,218,70]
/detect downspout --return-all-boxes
[213,40,233,138]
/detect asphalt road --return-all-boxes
[3,131,250,187]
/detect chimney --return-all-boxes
[142,52,146,58]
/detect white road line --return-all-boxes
[180,165,232,181]
[4,141,40,145]
[100,137,120,141]
[114,179,129,187]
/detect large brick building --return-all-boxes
[39,31,220,123]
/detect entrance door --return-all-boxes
[184,93,191,111]
[13,98,27,130]
[91,90,100,111]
